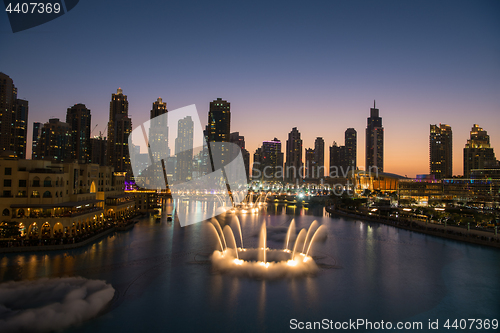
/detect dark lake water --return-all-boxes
[1,200,499,332]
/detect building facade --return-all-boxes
[430,124,453,178]
[285,127,303,182]
[261,139,284,182]
[0,156,135,239]
[0,73,29,159]
[32,122,42,160]
[366,101,383,173]
[344,128,357,171]
[36,118,72,163]
[207,98,230,142]
[107,88,132,174]
[463,124,496,178]
[66,103,91,164]
[314,137,325,179]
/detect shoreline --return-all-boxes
[0,227,117,253]
[325,206,500,249]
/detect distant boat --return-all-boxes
[154,208,162,222]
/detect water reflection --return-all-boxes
[0,203,498,333]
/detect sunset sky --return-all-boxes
[1,0,499,177]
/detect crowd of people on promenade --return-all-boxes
[0,215,140,249]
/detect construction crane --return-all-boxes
[91,124,98,135]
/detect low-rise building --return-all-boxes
[0,154,135,239]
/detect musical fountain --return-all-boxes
[208,217,326,279]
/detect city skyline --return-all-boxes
[14,88,500,179]
[1,0,499,178]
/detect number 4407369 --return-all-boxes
[444,319,498,330]
[5,2,61,14]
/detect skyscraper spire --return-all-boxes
[374,100,376,108]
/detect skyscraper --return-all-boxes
[207,98,230,142]
[344,128,357,171]
[305,148,315,179]
[66,103,91,163]
[0,73,29,159]
[230,132,250,181]
[149,97,169,161]
[261,138,284,181]
[365,101,383,173]
[285,127,303,182]
[463,124,496,178]
[329,142,346,177]
[175,116,194,182]
[252,147,262,180]
[32,122,42,160]
[36,118,72,162]
[314,137,325,178]
[90,135,107,166]
[430,124,453,179]
[106,88,132,173]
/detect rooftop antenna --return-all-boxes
[374,100,376,108]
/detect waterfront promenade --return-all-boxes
[325,205,500,248]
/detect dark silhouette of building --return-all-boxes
[0,73,28,159]
[430,124,452,178]
[366,101,383,173]
[230,132,250,181]
[285,127,303,182]
[464,124,496,178]
[329,141,346,177]
[329,128,357,178]
[32,122,42,160]
[305,148,315,179]
[36,118,72,162]
[252,147,262,180]
[207,98,230,142]
[66,103,91,163]
[344,128,357,171]
[90,135,107,166]
[261,138,283,181]
[106,88,132,174]
[314,137,325,178]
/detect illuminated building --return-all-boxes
[66,103,91,163]
[36,118,72,162]
[261,138,283,182]
[106,88,132,174]
[207,98,230,142]
[32,122,42,160]
[0,73,28,159]
[463,124,496,178]
[365,101,383,173]
[430,124,453,179]
[0,155,135,239]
